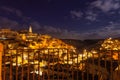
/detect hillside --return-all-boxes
[61,39,104,51]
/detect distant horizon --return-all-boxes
[0,27,118,41]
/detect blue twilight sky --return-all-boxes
[0,0,120,40]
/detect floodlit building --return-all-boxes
[0,28,18,39]
[19,26,38,41]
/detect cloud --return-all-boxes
[70,10,98,21]
[70,0,120,21]
[101,23,120,37]
[1,6,23,17]
[30,21,83,39]
[70,10,83,19]
[1,6,14,13]
[91,0,120,12]
[0,16,19,29]
[15,10,23,17]
[85,11,98,21]
[81,22,120,39]
[85,0,120,21]
[0,6,30,22]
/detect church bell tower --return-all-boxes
[29,26,32,33]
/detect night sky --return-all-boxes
[0,0,120,40]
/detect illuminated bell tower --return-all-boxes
[29,26,32,33]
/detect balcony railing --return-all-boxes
[1,49,120,80]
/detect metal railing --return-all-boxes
[2,49,120,80]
